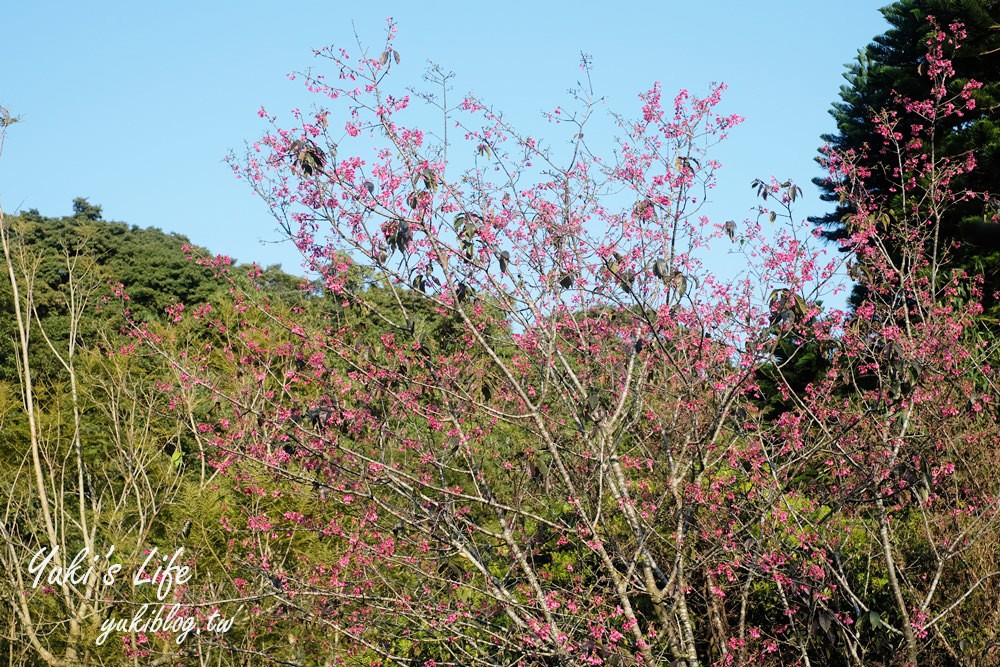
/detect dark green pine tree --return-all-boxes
[813,0,1000,316]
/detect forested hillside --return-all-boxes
[0,201,233,380]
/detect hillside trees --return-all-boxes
[0,206,196,663]
[0,211,276,664]
[122,21,1000,667]
[0,108,296,663]
[0,205,239,391]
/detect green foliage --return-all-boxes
[753,335,831,418]
[0,201,235,384]
[0,200,312,666]
[71,197,102,221]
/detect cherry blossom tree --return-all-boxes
[132,19,999,667]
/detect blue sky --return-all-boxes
[1,1,889,277]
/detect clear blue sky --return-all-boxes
[1,1,890,277]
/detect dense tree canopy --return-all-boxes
[0,203,239,384]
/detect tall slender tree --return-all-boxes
[814,0,1000,314]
